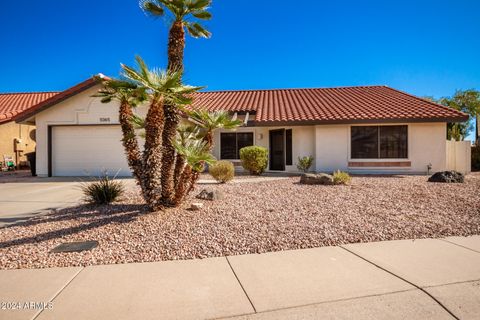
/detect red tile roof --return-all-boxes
[192,86,468,124]
[0,92,59,124]
[13,77,468,125]
[14,76,107,123]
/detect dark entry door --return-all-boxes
[269,129,285,170]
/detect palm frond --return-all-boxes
[187,109,243,131]
[187,0,211,10]
[92,77,148,107]
[173,138,215,171]
[191,10,211,20]
[140,0,165,17]
[121,56,202,107]
[130,114,146,130]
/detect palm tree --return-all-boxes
[180,109,242,193]
[94,79,148,194]
[187,110,243,149]
[100,56,202,210]
[173,138,215,204]
[140,0,212,206]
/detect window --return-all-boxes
[351,125,407,159]
[220,132,254,159]
[286,129,292,165]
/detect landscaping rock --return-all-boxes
[428,171,464,183]
[300,173,334,185]
[196,189,225,200]
[190,202,204,211]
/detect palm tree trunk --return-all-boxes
[174,164,192,205]
[118,101,146,195]
[185,131,214,196]
[173,153,186,189]
[160,20,185,206]
[143,99,165,211]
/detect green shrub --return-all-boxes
[333,170,351,185]
[297,156,314,172]
[209,160,235,183]
[240,146,268,175]
[472,146,480,171]
[81,173,125,205]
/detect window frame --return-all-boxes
[350,125,409,160]
[220,131,254,160]
[285,129,293,166]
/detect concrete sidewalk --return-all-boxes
[1,236,479,320]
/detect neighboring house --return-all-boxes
[0,92,58,168]
[14,76,468,177]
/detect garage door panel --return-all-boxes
[52,126,132,177]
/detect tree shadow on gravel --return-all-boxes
[0,204,147,249]
[1,202,148,230]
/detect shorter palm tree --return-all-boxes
[181,109,242,192]
[173,138,215,204]
[187,110,243,149]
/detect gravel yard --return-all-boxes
[1,173,479,269]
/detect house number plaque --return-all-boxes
[99,117,111,123]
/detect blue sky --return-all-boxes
[1,0,478,138]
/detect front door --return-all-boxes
[269,129,285,170]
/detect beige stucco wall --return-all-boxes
[446,140,471,174]
[0,121,36,166]
[314,122,447,174]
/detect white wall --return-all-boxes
[314,122,448,174]
[34,85,148,176]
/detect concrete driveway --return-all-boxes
[0,178,85,227]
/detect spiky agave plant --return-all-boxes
[140,0,212,206]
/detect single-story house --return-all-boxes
[0,92,58,168]
[14,75,468,177]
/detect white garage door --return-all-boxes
[52,126,132,177]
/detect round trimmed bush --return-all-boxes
[240,146,268,175]
[209,160,235,183]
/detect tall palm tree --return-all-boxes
[94,79,148,194]
[140,0,212,206]
[100,56,201,210]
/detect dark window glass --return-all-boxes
[380,126,408,158]
[351,126,379,159]
[221,132,254,159]
[285,129,292,165]
[220,133,237,159]
[351,125,408,159]
[237,133,254,158]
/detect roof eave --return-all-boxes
[14,75,105,124]
[248,116,469,127]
